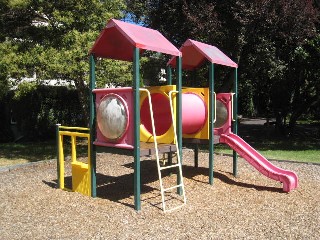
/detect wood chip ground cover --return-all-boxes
[0,150,319,239]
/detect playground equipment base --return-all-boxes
[95,142,177,157]
[183,136,220,145]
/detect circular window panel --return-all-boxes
[140,93,172,136]
[97,94,129,142]
[215,100,228,128]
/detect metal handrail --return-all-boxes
[213,92,217,123]
[231,93,236,121]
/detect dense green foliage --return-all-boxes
[127,0,320,133]
[1,86,85,141]
[0,0,132,121]
[1,0,319,141]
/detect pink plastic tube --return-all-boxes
[140,92,207,136]
[181,93,207,134]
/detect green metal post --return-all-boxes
[166,66,173,167]
[133,47,141,211]
[176,56,182,195]
[233,68,238,177]
[167,65,172,85]
[56,123,61,188]
[209,63,215,185]
[192,70,199,168]
[194,144,199,168]
[89,54,97,197]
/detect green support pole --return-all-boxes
[233,68,238,177]
[194,144,199,168]
[167,65,172,85]
[89,54,97,198]
[209,63,215,185]
[56,123,61,188]
[192,70,199,167]
[176,56,182,195]
[133,47,141,211]
[166,66,173,167]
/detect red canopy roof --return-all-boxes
[90,19,181,61]
[168,39,238,69]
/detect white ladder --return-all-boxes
[140,88,186,212]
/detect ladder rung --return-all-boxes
[163,184,183,192]
[164,203,186,213]
[159,163,180,171]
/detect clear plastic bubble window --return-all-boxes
[215,100,228,128]
[97,94,129,141]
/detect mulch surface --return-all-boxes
[1,150,319,239]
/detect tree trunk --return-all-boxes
[289,96,320,134]
[74,78,90,126]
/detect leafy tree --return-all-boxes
[0,41,18,98]
[286,34,320,131]
[127,0,320,132]
[0,0,131,122]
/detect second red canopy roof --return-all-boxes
[168,39,238,70]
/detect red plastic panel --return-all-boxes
[90,19,181,61]
[140,93,172,136]
[168,39,238,70]
[214,93,232,136]
[93,87,134,149]
[97,93,129,142]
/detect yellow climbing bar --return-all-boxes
[59,126,90,131]
[59,131,90,138]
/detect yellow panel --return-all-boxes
[182,87,210,140]
[58,127,92,197]
[140,85,176,144]
[72,162,91,197]
[58,134,65,189]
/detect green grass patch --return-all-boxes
[0,141,56,167]
[202,119,320,164]
[214,139,320,163]
[259,149,319,163]
[0,139,89,167]
[1,121,319,167]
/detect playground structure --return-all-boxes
[56,19,298,212]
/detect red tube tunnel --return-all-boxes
[140,87,233,143]
[93,87,233,148]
